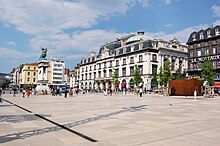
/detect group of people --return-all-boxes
[22,88,31,97]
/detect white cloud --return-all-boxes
[213,20,220,26]
[30,29,127,59]
[0,0,100,35]
[0,47,31,59]
[146,24,208,43]
[164,24,175,27]
[7,41,16,46]
[211,5,220,17]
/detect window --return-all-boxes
[130,66,134,75]
[116,60,119,66]
[82,68,84,72]
[94,65,96,70]
[94,72,96,79]
[123,58,126,65]
[85,73,87,80]
[81,74,84,80]
[28,72,30,76]
[122,68,126,76]
[34,67,36,70]
[192,33,196,41]
[86,67,88,72]
[213,48,216,54]
[171,60,175,70]
[104,62,107,68]
[99,64,101,69]
[200,32,204,39]
[172,45,177,49]
[104,70,107,77]
[89,73,91,79]
[27,77,30,82]
[109,61,112,67]
[139,55,143,62]
[152,54,157,62]
[152,65,157,74]
[130,57,134,64]
[90,66,92,71]
[119,49,123,54]
[138,65,143,74]
[98,71,101,78]
[216,28,219,35]
[33,78,36,82]
[205,49,209,55]
[109,70,112,77]
[190,51,194,57]
[207,30,211,37]
[28,66,30,69]
[197,50,201,57]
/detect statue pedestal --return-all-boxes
[36,60,50,94]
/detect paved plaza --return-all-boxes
[1,93,220,146]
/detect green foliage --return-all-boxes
[158,61,173,86]
[112,69,119,85]
[158,67,164,86]
[133,65,142,87]
[176,68,184,80]
[151,72,158,87]
[201,57,215,86]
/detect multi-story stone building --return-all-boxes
[77,32,188,90]
[19,62,39,88]
[49,58,65,88]
[187,25,220,78]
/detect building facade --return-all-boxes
[49,58,65,87]
[77,32,188,90]
[187,25,220,78]
[19,62,39,88]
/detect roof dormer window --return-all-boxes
[215,28,219,35]
[200,32,204,39]
[207,30,211,38]
[192,33,196,41]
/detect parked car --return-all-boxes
[61,87,69,93]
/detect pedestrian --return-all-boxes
[0,89,3,103]
[64,88,68,98]
[26,89,31,97]
[22,89,26,97]
[13,88,16,97]
[139,88,143,97]
[123,88,126,96]
[103,89,107,96]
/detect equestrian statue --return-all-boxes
[39,48,47,60]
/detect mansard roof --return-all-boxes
[187,25,220,44]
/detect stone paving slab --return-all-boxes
[1,94,220,145]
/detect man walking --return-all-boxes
[139,88,143,97]
[0,89,3,103]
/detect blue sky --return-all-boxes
[0,0,220,73]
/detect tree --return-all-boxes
[162,60,173,86]
[151,72,158,89]
[133,65,142,87]
[201,57,215,86]
[158,67,164,86]
[176,68,184,80]
[112,68,119,88]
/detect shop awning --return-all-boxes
[214,83,220,88]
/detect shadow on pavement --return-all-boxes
[0,104,147,143]
[0,114,51,123]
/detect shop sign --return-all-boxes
[190,55,220,63]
